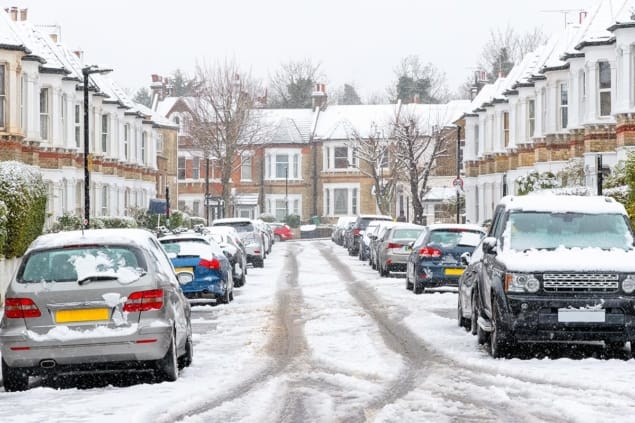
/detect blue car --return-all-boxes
[159,233,234,305]
[406,224,485,294]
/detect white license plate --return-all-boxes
[557,309,605,323]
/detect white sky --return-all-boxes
[2,240,635,421]
[8,0,597,99]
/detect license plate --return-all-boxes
[56,308,109,323]
[557,309,606,323]
[445,268,464,276]
[175,267,194,273]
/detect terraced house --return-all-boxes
[460,0,635,224]
[152,77,468,224]
[0,7,177,228]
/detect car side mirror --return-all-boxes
[460,252,471,266]
[482,237,497,255]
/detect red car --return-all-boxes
[269,223,294,241]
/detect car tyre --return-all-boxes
[178,336,194,370]
[413,281,424,294]
[406,271,413,290]
[218,285,231,304]
[156,333,178,382]
[254,258,264,268]
[2,358,29,392]
[490,298,513,358]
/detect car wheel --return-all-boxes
[156,333,178,382]
[490,299,513,358]
[605,342,627,359]
[457,295,470,330]
[178,336,194,370]
[255,258,264,268]
[405,271,413,290]
[218,285,231,304]
[470,291,479,336]
[2,358,29,392]
[413,281,424,294]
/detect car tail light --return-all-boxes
[387,243,402,250]
[199,258,221,270]
[5,298,41,318]
[419,247,442,258]
[353,229,361,236]
[123,289,164,312]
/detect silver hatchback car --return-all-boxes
[0,228,193,391]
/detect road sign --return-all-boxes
[452,177,464,189]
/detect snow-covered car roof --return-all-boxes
[27,228,155,251]
[426,223,486,232]
[212,218,254,224]
[499,194,627,215]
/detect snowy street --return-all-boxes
[2,239,635,422]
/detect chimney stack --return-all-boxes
[311,83,327,110]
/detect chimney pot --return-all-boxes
[10,7,18,21]
[19,8,27,21]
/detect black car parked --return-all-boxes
[347,214,393,256]
[470,194,635,358]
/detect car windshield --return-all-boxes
[19,246,147,284]
[507,211,633,251]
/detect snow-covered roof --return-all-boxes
[155,97,179,117]
[422,187,458,201]
[0,9,29,51]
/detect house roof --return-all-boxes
[0,10,29,52]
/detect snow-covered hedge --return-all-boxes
[0,161,47,258]
[49,213,138,232]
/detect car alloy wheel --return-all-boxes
[156,333,178,382]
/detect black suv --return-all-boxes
[347,214,393,256]
[471,194,635,358]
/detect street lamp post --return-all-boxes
[285,165,289,219]
[83,65,111,228]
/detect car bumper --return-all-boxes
[416,264,465,286]
[386,252,410,271]
[0,322,172,371]
[180,275,224,296]
[503,295,635,342]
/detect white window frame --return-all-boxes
[266,194,301,221]
[559,82,568,130]
[241,153,252,181]
[527,99,535,138]
[20,73,27,133]
[192,157,200,180]
[74,104,81,148]
[0,64,5,128]
[101,185,109,216]
[101,114,109,153]
[502,111,509,147]
[141,131,147,164]
[266,149,301,180]
[598,61,612,117]
[60,94,67,145]
[123,123,130,160]
[178,156,186,180]
[323,183,360,216]
[39,87,50,141]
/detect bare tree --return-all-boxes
[388,55,450,104]
[189,59,267,216]
[478,25,547,82]
[347,123,398,215]
[267,58,326,108]
[392,106,448,224]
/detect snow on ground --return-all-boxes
[2,239,635,422]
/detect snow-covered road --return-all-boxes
[2,239,635,422]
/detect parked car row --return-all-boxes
[0,217,293,391]
[457,194,635,358]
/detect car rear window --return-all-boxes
[429,229,484,248]
[160,239,219,259]
[214,221,254,233]
[393,228,424,240]
[19,246,147,283]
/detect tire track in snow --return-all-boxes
[317,241,553,423]
[152,243,309,423]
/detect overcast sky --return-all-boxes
[9,0,598,100]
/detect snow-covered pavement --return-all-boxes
[2,239,635,422]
